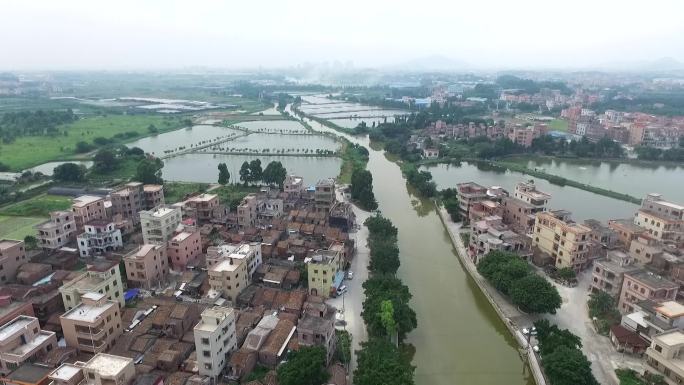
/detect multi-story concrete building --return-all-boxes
[456,182,488,221]
[76,220,123,257]
[591,250,640,298]
[59,260,125,310]
[109,182,144,225]
[167,229,202,271]
[207,243,262,280]
[194,307,237,381]
[468,215,529,264]
[71,196,107,230]
[47,363,84,385]
[629,234,664,265]
[468,200,503,224]
[307,248,344,298]
[0,297,35,327]
[35,211,77,250]
[634,193,684,247]
[80,353,135,385]
[143,184,165,209]
[645,330,684,385]
[283,175,304,197]
[618,270,679,314]
[0,315,57,375]
[501,180,551,232]
[609,218,647,248]
[208,259,249,303]
[507,124,547,147]
[298,315,336,365]
[532,210,592,272]
[622,300,684,342]
[59,292,122,354]
[237,194,257,229]
[184,194,220,223]
[314,178,335,213]
[0,239,26,284]
[139,206,182,245]
[123,244,168,289]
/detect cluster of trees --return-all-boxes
[440,188,460,222]
[402,164,437,197]
[276,346,329,385]
[531,136,625,158]
[134,157,164,184]
[534,319,599,385]
[350,168,378,210]
[587,291,620,335]
[592,91,684,117]
[238,159,287,187]
[635,145,684,162]
[0,109,77,142]
[477,251,561,314]
[355,215,416,385]
[496,75,572,95]
[53,162,87,182]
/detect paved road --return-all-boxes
[326,188,371,380]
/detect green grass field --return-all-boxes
[0,194,72,217]
[0,215,45,240]
[0,114,186,171]
[548,119,569,132]
[164,182,211,203]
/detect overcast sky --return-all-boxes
[1,0,683,71]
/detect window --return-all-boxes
[204,363,212,370]
[202,338,210,345]
[203,350,210,357]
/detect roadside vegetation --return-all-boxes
[477,251,561,314]
[587,291,621,335]
[277,346,329,385]
[615,368,666,385]
[534,319,599,385]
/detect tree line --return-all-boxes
[350,168,378,210]
[355,215,416,385]
[0,109,77,143]
[238,159,287,188]
[534,319,599,385]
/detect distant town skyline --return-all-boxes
[1,0,684,71]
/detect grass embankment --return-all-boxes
[338,140,369,184]
[477,159,641,204]
[0,194,72,217]
[0,114,187,171]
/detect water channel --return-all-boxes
[291,103,534,385]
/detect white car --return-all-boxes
[337,285,348,296]
[522,327,537,336]
[347,271,354,280]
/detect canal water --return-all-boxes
[423,161,639,222]
[294,103,533,385]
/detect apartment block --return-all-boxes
[307,248,344,298]
[71,196,107,230]
[629,234,664,265]
[645,330,684,385]
[623,300,684,342]
[591,250,640,298]
[109,182,144,225]
[618,270,679,314]
[237,194,257,229]
[59,260,124,310]
[167,229,202,271]
[194,307,237,380]
[0,296,35,327]
[143,184,164,209]
[634,193,684,246]
[0,315,57,375]
[314,178,335,213]
[456,182,488,221]
[59,292,122,354]
[184,194,220,223]
[80,353,135,385]
[139,206,182,245]
[35,211,76,250]
[532,210,592,272]
[207,243,262,280]
[609,218,647,248]
[123,244,168,289]
[208,259,249,303]
[469,215,529,264]
[47,363,84,385]
[283,175,304,197]
[0,239,26,284]
[76,220,123,257]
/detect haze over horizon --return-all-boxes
[2,0,684,71]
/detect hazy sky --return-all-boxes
[2,0,683,70]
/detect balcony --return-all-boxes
[75,325,105,339]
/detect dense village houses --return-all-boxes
[0,315,57,375]
[618,270,679,314]
[59,259,125,310]
[591,250,640,298]
[502,180,551,233]
[59,292,122,354]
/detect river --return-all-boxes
[291,103,533,385]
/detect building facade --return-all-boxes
[167,229,202,271]
[194,307,237,380]
[634,193,684,247]
[59,260,125,310]
[123,244,168,289]
[76,220,123,257]
[71,196,107,230]
[532,210,592,272]
[591,250,640,298]
[645,330,684,385]
[208,259,249,303]
[184,194,220,223]
[0,315,57,375]
[109,182,144,225]
[207,243,262,280]
[0,239,26,284]
[456,182,488,221]
[307,249,343,298]
[35,211,77,250]
[314,179,335,213]
[618,270,679,314]
[59,292,122,354]
[139,206,182,245]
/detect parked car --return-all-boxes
[522,326,537,336]
[337,285,348,296]
[347,271,354,280]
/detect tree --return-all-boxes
[249,159,262,183]
[262,161,287,188]
[362,275,417,340]
[126,147,145,157]
[147,124,159,134]
[217,163,230,185]
[23,235,37,250]
[239,161,251,186]
[93,149,117,173]
[354,338,415,385]
[556,267,576,282]
[379,300,397,340]
[510,274,561,314]
[53,162,85,182]
[74,141,94,153]
[277,346,329,385]
[534,319,582,356]
[543,346,598,385]
[134,158,163,184]
[350,168,378,211]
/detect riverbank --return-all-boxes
[435,206,546,385]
